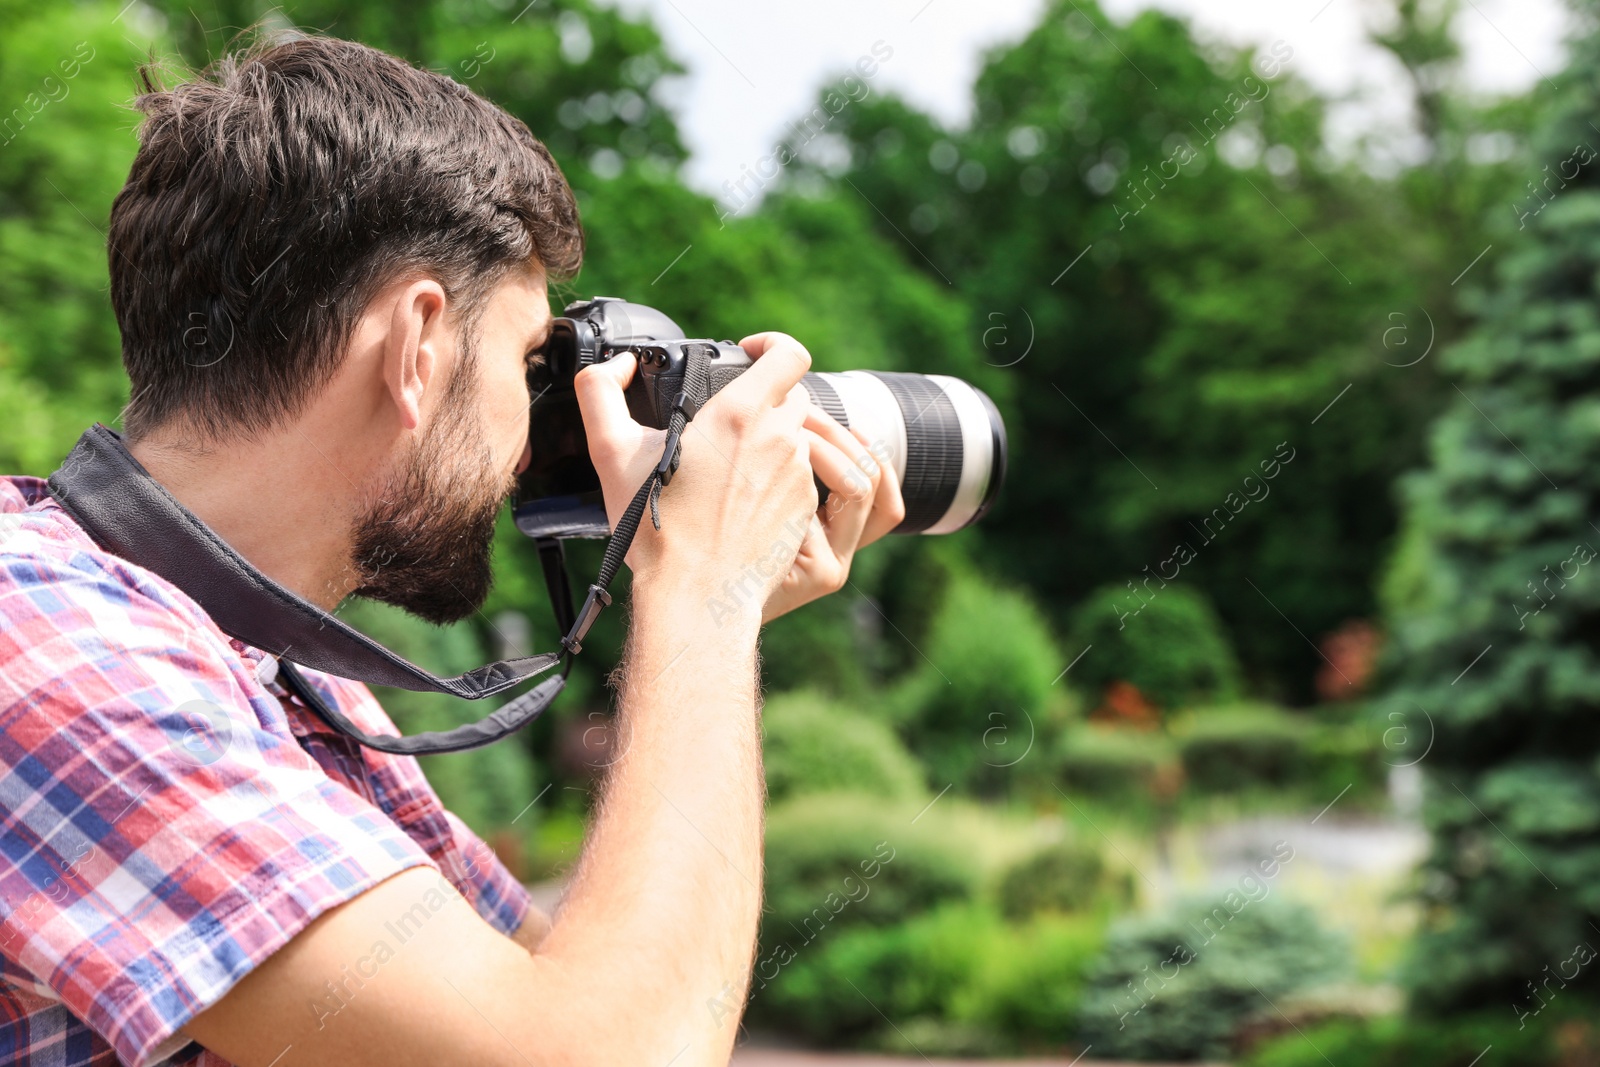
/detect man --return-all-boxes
[0,33,902,1067]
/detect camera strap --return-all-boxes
[45,348,710,756]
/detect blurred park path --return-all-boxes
[1164,807,1427,969]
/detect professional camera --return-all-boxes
[514,297,1007,540]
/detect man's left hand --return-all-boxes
[762,404,906,623]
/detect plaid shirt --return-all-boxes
[0,475,533,1066]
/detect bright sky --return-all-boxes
[604,0,1570,207]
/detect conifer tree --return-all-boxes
[1386,1,1600,1012]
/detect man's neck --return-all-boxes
[127,425,372,613]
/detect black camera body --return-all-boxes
[515,296,1007,541]
[516,298,743,539]
[557,298,753,418]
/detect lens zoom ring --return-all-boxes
[802,374,850,428]
[866,372,963,533]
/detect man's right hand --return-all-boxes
[573,331,818,615]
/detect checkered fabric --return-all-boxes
[0,475,533,1066]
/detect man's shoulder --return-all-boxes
[0,474,407,743]
[0,473,222,636]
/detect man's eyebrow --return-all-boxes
[527,318,554,351]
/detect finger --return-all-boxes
[572,353,640,447]
[776,381,812,430]
[728,331,813,407]
[804,406,883,490]
[806,428,872,505]
[856,426,906,546]
[761,515,832,624]
[805,429,874,562]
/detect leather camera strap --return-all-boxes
[46,423,566,754]
[44,343,712,756]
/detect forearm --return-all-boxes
[535,574,764,1063]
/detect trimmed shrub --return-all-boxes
[1055,724,1174,797]
[956,910,1106,1048]
[1243,1012,1569,1067]
[1173,704,1310,792]
[760,793,981,949]
[1068,584,1241,711]
[1078,897,1352,1061]
[755,903,1000,1044]
[1303,716,1387,804]
[754,902,1106,1051]
[1173,705,1389,802]
[893,569,1062,791]
[761,690,925,803]
[996,840,1131,919]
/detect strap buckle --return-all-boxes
[561,583,613,655]
[655,429,683,485]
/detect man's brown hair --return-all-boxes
[109,33,584,442]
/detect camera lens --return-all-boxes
[802,371,1007,534]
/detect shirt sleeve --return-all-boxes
[288,673,536,941]
[0,549,440,1067]
[439,809,535,938]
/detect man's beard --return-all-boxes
[348,367,517,626]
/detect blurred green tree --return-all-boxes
[776,0,1523,701]
[1384,0,1600,1013]
[0,1,151,472]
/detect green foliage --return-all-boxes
[1056,709,1385,808]
[526,808,586,881]
[759,793,981,949]
[757,593,875,697]
[143,0,691,177]
[1172,704,1309,791]
[0,3,153,474]
[893,567,1062,791]
[790,0,1523,698]
[996,839,1131,919]
[761,690,925,804]
[754,902,1105,1052]
[1303,714,1389,804]
[755,903,1003,1045]
[1068,583,1241,711]
[1079,897,1352,1060]
[955,910,1106,1049]
[1382,0,1600,1012]
[1242,1011,1570,1067]
[1055,724,1174,797]
[1174,703,1389,806]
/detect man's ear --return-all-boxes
[384,278,450,431]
